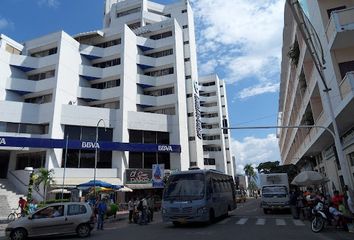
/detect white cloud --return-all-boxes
[238,82,279,99]
[231,134,280,175]
[191,0,285,95]
[0,17,12,30]
[38,0,60,8]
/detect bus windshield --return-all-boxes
[163,173,205,201]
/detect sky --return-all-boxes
[0,0,286,175]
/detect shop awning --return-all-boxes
[126,183,153,189]
[53,177,122,188]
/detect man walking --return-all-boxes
[96,198,107,230]
[128,198,134,223]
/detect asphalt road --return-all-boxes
[2,198,353,240]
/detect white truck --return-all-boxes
[260,173,290,214]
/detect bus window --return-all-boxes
[163,173,205,201]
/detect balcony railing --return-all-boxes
[326,7,354,48]
[339,71,354,100]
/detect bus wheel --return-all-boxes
[209,209,215,223]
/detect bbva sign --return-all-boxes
[0,138,6,145]
[158,145,173,152]
[81,142,100,149]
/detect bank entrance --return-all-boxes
[0,151,10,178]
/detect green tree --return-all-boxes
[256,161,280,174]
[34,168,55,202]
[244,164,257,182]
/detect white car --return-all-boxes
[5,202,94,240]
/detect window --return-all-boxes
[91,79,120,89]
[189,137,195,141]
[144,87,174,96]
[187,113,193,117]
[326,6,346,18]
[183,41,189,45]
[182,25,188,29]
[201,113,218,118]
[201,82,215,87]
[93,58,120,68]
[200,92,216,97]
[146,107,175,115]
[200,102,217,107]
[184,58,190,62]
[128,22,141,29]
[25,94,52,104]
[349,152,354,166]
[181,9,187,13]
[144,67,174,77]
[91,101,120,109]
[185,75,191,79]
[117,7,141,18]
[145,49,173,58]
[67,204,87,216]
[338,60,354,79]
[5,44,21,55]
[202,135,221,141]
[0,122,48,134]
[62,125,113,168]
[149,31,172,40]
[28,70,55,81]
[94,39,121,48]
[16,151,46,170]
[186,94,192,98]
[204,158,215,165]
[30,47,57,57]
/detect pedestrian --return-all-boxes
[128,198,134,223]
[289,188,299,219]
[332,190,344,209]
[18,197,27,217]
[96,198,107,230]
[138,196,148,225]
[147,195,154,222]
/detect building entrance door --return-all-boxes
[0,151,10,178]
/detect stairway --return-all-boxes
[0,179,25,220]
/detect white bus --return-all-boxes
[161,169,236,225]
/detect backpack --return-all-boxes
[137,200,143,211]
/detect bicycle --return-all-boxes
[7,208,22,221]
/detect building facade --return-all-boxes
[0,0,233,198]
[278,0,354,193]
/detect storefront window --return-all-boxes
[129,152,143,168]
[16,152,46,170]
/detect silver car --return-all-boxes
[5,202,94,240]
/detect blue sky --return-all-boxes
[0,0,286,174]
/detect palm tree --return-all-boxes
[244,164,258,196]
[34,168,55,202]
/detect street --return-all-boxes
[3,198,351,240]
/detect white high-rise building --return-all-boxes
[0,0,233,199]
[278,0,354,193]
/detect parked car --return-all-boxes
[5,202,94,240]
[236,190,247,203]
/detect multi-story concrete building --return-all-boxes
[0,0,233,200]
[278,0,354,193]
[199,75,234,176]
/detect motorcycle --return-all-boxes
[311,201,347,233]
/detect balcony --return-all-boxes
[136,93,177,107]
[136,74,175,87]
[77,86,120,101]
[0,101,52,123]
[339,71,354,100]
[79,65,122,80]
[326,7,354,49]
[6,77,55,95]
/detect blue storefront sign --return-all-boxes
[0,136,181,153]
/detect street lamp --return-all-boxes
[94,119,107,197]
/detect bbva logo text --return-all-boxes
[0,138,6,145]
[82,142,100,148]
[158,145,172,152]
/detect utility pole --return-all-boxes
[285,0,354,190]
